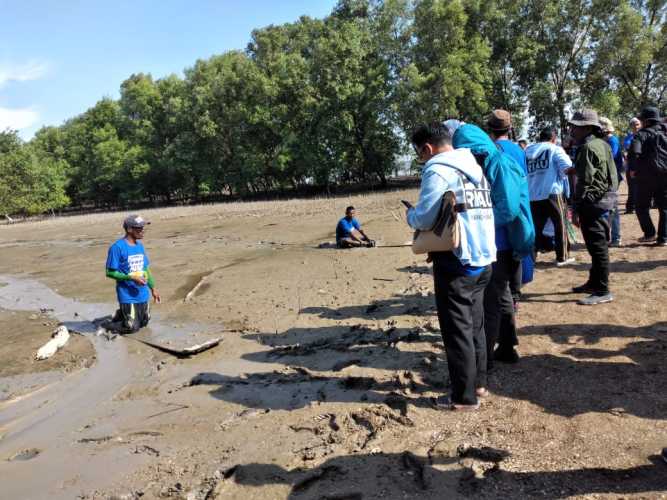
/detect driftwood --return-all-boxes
[183,276,208,302]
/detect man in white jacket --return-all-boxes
[406,122,496,411]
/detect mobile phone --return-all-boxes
[401,200,413,209]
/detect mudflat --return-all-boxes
[0,188,666,499]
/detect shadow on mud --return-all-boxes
[192,319,667,421]
[224,452,667,499]
[492,322,667,420]
[300,292,435,321]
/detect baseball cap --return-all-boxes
[123,214,151,230]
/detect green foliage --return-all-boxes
[4,0,667,215]
[0,131,69,215]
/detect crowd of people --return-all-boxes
[404,106,665,412]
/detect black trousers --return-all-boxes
[509,258,522,301]
[626,175,636,211]
[635,173,667,242]
[484,250,519,368]
[578,204,610,293]
[530,194,570,262]
[432,253,492,405]
[110,302,151,333]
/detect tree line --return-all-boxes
[2,0,666,216]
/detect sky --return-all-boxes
[0,0,339,139]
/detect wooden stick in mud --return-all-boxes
[184,276,208,302]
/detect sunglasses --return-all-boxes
[130,226,145,231]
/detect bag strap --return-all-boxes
[427,162,468,213]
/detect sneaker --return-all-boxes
[655,240,667,247]
[476,387,489,398]
[494,347,520,364]
[639,235,657,243]
[431,395,479,411]
[609,240,622,248]
[556,257,576,267]
[577,292,614,305]
[572,283,595,294]
[662,448,667,464]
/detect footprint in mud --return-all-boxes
[7,448,41,461]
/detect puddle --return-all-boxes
[7,448,41,461]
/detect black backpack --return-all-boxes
[641,123,667,174]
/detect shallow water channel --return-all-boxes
[0,275,224,498]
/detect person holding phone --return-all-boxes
[406,122,496,411]
[336,206,375,248]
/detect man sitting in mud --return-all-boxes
[104,215,161,333]
[336,206,375,248]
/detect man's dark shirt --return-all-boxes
[631,123,665,176]
[574,135,618,206]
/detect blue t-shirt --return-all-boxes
[622,132,634,151]
[106,238,151,304]
[496,139,528,174]
[336,217,361,243]
[606,135,624,177]
[495,139,528,251]
[524,142,572,201]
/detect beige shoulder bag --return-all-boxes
[411,190,462,254]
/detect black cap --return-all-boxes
[639,106,661,123]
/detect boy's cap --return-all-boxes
[123,214,151,230]
[486,109,512,131]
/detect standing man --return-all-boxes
[485,110,528,359]
[525,127,574,264]
[600,117,624,246]
[335,206,375,248]
[105,215,160,333]
[568,110,618,305]
[407,122,496,411]
[623,117,641,214]
[631,107,667,246]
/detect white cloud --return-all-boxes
[0,60,50,87]
[0,107,39,131]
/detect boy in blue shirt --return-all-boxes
[105,214,160,333]
[336,207,375,248]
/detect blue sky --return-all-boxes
[0,0,338,139]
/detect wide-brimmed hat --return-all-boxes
[568,109,601,129]
[639,106,661,123]
[599,117,615,133]
[486,109,512,131]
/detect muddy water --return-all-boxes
[0,274,251,499]
[0,275,140,498]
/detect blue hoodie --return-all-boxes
[408,149,496,270]
[452,124,535,257]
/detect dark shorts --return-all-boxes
[112,302,151,333]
